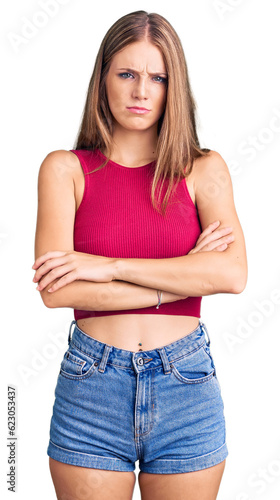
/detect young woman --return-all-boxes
[32,11,247,500]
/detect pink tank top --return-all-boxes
[70,149,202,319]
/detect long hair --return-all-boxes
[73,10,210,216]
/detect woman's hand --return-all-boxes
[167,220,234,301]
[32,251,117,293]
[188,220,234,255]
[165,220,234,301]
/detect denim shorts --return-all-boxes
[47,320,228,474]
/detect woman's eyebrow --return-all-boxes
[117,67,168,76]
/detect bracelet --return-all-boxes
[156,290,162,309]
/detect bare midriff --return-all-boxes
[76,314,200,352]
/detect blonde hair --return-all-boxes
[73,10,209,215]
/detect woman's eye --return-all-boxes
[118,72,134,79]
[153,76,167,84]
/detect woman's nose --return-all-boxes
[132,77,148,100]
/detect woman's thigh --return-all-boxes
[138,460,226,500]
[49,458,136,500]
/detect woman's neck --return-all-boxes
[106,126,158,167]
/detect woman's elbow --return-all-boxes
[40,290,58,308]
[39,286,67,309]
[227,262,248,294]
[38,278,67,308]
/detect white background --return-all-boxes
[1,0,280,498]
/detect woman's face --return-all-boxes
[105,40,167,134]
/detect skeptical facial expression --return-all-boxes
[105,40,168,134]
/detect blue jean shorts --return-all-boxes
[47,320,228,474]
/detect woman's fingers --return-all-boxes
[32,251,67,270]
[36,264,75,291]
[46,271,78,292]
[33,255,69,282]
[194,226,233,252]
[188,220,235,255]
[215,243,228,251]
[203,234,234,251]
[32,251,115,290]
[191,233,234,254]
[195,220,220,245]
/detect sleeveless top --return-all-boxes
[70,149,202,320]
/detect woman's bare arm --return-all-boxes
[42,277,182,310]
[34,150,183,309]
[113,151,248,296]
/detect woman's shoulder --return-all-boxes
[191,149,232,197]
[39,149,82,180]
[194,149,226,168]
[192,149,230,180]
[43,148,80,166]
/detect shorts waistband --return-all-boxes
[67,320,211,374]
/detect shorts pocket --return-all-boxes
[170,344,215,385]
[59,344,99,380]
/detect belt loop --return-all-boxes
[200,321,211,346]
[157,348,171,375]
[68,320,76,344]
[98,344,112,373]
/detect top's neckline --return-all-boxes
[96,149,155,170]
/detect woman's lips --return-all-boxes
[127,107,151,114]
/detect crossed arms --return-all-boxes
[32,149,247,310]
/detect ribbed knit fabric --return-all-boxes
[70,149,202,319]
